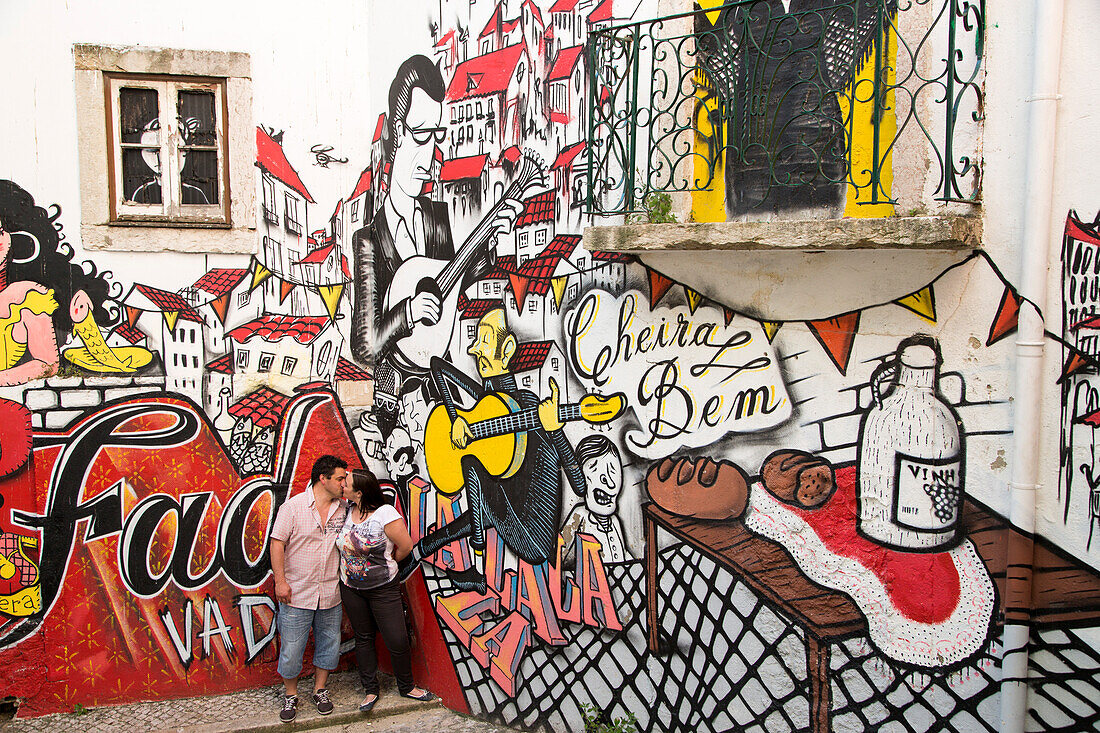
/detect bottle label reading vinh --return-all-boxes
[891,453,963,532]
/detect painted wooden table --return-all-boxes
[643,494,1100,733]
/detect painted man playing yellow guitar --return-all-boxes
[398,308,624,593]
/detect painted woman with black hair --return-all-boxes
[337,469,434,712]
[0,179,140,386]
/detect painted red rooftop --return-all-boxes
[592,249,632,263]
[227,315,332,345]
[447,44,527,102]
[514,237,580,292]
[541,233,581,258]
[334,357,371,382]
[349,167,372,201]
[132,284,203,323]
[435,29,455,47]
[550,0,580,12]
[206,353,234,374]
[510,341,553,372]
[193,268,249,297]
[549,46,583,81]
[552,141,586,170]
[522,0,544,27]
[256,127,315,203]
[296,243,337,266]
[373,114,385,143]
[441,154,489,182]
[110,322,147,345]
[480,2,509,38]
[588,0,613,23]
[228,386,290,430]
[460,298,503,320]
[515,190,555,228]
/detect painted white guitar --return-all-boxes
[382,152,545,372]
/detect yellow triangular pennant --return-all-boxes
[551,277,567,310]
[685,287,704,314]
[697,0,724,26]
[318,284,345,321]
[763,321,781,342]
[895,286,936,323]
[250,259,273,292]
[163,311,179,332]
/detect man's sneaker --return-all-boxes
[280,694,298,723]
[312,688,334,715]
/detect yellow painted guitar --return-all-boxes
[425,391,626,495]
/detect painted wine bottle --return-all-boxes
[856,335,964,551]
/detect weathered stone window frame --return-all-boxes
[74,44,255,253]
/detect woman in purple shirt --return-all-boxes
[338,470,434,711]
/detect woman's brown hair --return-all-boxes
[350,469,387,512]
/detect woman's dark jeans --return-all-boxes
[339,579,414,695]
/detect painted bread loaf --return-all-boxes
[646,456,749,520]
[760,450,836,508]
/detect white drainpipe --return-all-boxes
[999,2,1065,732]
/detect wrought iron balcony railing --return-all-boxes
[585,0,984,219]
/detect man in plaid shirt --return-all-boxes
[270,454,349,723]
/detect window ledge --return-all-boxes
[582,215,982,253]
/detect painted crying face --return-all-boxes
[583,451,622,517]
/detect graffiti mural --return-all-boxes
[1060,212,1100,547]
[2,1,1100,731]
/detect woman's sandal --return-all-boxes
[401,689,435,702]
[359,695,378,712]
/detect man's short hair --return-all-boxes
[576,434,619,465]
[311,454,348,484]
[384,55,446,166]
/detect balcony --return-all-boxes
[584,0,985,241]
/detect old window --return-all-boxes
[281,356,298,375]
[316,341,333,373]
[258,352,274,372]
[535,229,547,248]
[237,290,250,308]
[75,45,254,253]
[284,193,301,235]
[106,74,228,224]
[237,349,249,368]
[262,175,278,224]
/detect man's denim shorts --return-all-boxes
[276,603,342,680]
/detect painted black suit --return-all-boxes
[414,357,586,584]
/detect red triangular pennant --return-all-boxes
[279,279,295,305]
[1065,211,1100,247]
[806,312,861,375]
[211,293,231,326]
[1059,349,1097,384]
[648,269,674,308]
[723,308,734,326]
[509,273,530,309]
[986,286,1022,347]
[125,305,142,328]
